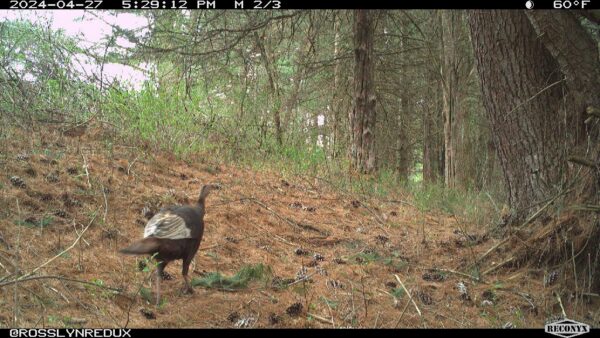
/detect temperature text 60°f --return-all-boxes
[553,0,591,8]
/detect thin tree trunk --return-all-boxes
[349,10,377,173]
[331,14,342,158]
[254,32,283,146]
[440,10,458,189]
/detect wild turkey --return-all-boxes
[120,184,220,305]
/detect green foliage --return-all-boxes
[14,216,54,228]
[0,20,96,122]
[139,287,154,304]
[191,263,271,290]
[320,296,338,309]
[390,287,405,299]
[382,256,408,271]
[408,183,496,225]
[351,251,381,265]
[0,13,502,233]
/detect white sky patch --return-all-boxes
[317,114,325,126]
[0,10,151,90]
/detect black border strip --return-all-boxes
[1,0,599,10]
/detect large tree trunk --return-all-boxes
[349,10,377,173]
[526,11,600,156]
[468,10,568,219]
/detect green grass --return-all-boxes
[320,296,338,309]
[191,263,271,290]
[390,287,406,299]
[14,216,54,228]
[408,183,498,226]
[351,251,381,265]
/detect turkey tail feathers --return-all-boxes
[119,238,160,255]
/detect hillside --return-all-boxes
[0,128,597,328]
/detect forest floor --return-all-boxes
[0,127,598,328]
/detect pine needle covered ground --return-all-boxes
[0,127,598,328]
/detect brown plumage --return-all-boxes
[120,184,219,305]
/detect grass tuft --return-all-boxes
[191,263,271,290]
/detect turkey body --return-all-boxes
[119,185,218,305]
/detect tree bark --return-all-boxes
[440,10,458,188]
[526,11,600,144]
[349,10,377,173]
[396,29,411,179]
[331,14,342,158]
[423,76,444,184]
[468,10,567,219]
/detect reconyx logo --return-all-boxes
[545,319,591,338]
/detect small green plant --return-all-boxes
[14,216,54,228]
[139,287,154,304]
[382,257,408,271]
[351,251,381,265]
[191,263,271,290]
[292,283,310,297]
[320,296,338,309]
[390,287,405,299]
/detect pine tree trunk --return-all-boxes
[468,10,568,219]
[349,10,377,173]
[423,77,444,184]
[526,11,600,144]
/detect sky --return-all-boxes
[0,10,150,90]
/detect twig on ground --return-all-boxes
[554,291,568,318]
[394,274,422,318]
[308,312,334,326]
[0,274,122,292]
[476,190,569,267]
[394,298,412,328]
[80,152,92,189]
[101,183,109,224]
[482,257,514,276]
[430,268,480,282]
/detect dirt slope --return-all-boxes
[0,128,597,328]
